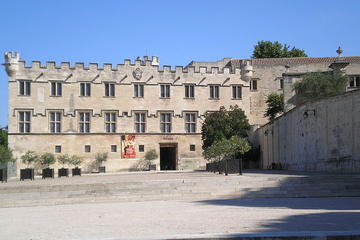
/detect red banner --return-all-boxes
[122,135,136,158]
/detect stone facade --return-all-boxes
[255,89,360,172]
[5,52,253,175]
[4,52,360,175]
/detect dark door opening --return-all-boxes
[160,144,177,170]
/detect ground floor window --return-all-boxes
[84,145,91,152]
[55,145,62,153]
[111,145,117,152]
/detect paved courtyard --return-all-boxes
[1,171,360,239]
[1,197,360,239]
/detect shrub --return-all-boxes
[20,151,38,168]
[293,72,348,101]
[144,149,158,161]
[0,146,16,166]
[39,153,56,168]
[265,93,284,121]
[57,154,71,167]
[70,155,83,167]
[95,152,108,166]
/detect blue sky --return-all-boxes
[1,0,359,127]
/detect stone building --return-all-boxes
[4,52,360,175]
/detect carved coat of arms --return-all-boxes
[132,68,143,80]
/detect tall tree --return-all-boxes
[265,93,284,121]
[0,127,8,147]
[203,136,251,162]
[252,41,307,58]
[293,72,348,101]
[201,105,250,150]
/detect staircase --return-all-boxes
[0,171,359,207]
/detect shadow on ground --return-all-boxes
[197,197,360,210]
[255,212,360,232]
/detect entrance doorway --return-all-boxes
[160,144,177,170]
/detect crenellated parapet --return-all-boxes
[4,52,253,84]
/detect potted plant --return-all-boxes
[144,149,158,171]
[95,152,108,173]
[20,151,38,181]
[57,154,71,177]
[70,155,83,176]
[39,153,56,179]
[0,146,16,183]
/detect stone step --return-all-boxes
[1,171,360,207]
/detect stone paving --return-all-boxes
[1,197,360,240]
[1,171,360,239]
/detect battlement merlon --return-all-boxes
[4,52,253,79]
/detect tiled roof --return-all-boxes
[231,56,360,66]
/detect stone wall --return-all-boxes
[9,134,204,175]
[5,52,250,175]
[255,90,360,172]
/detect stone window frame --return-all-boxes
[209,85,220,99]
[231,85,242,100]
[49,111,62,133]
[18,111,31,133]
[349,75,360,88]
[18,80,31,96]
[279,78,284,90]
[104,112,117,133]
[160,112,172,133]
[134,83,144,98]
[79,112,91,133]
[104,82,115,97]
[55,145,62,153]
[189,144,196,152]
[160,84,171,98]
[80,82,91,97]
[84,145,91,153]
[184,112,196,133]
[250,79,258,91]
[139,145,145,152]
[50,81,62,97]
[134,112,146,133]
[111,145,117,152]
[184,84,195,98]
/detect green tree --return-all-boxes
[293,72,348,101]
[204,136,251,162]
[201,105,250,150]
[69,155,83,168]
[57,154,71,168]
[265,93,284,121]
[21,151,38,168]
[0,146,16,167]
[144,149,158,161]
[39,153,56,168]
[252,41,307,58]
[0,127,8,147]
[95,152,108,166]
